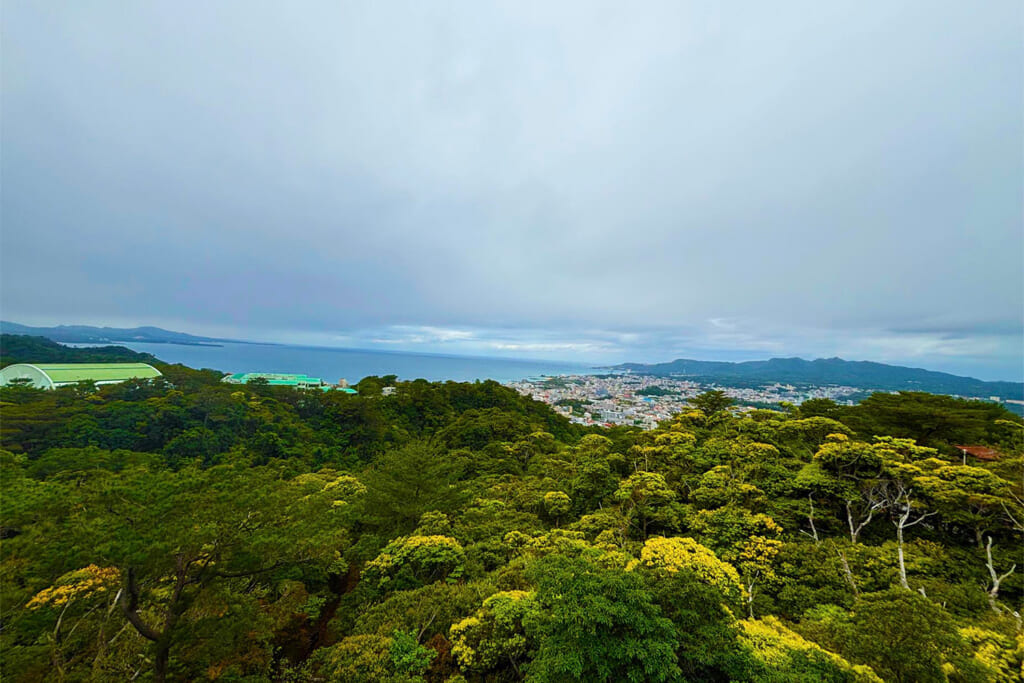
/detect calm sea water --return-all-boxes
[112,341,595,384]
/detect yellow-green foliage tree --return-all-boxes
[633,536,746,606]
[450,590,538,677]
[304,633,433,683]
[363,535,467,591]
[736,616,883,683]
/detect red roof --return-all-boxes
[954,445,1002,461]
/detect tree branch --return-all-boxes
[903,509,937,528]
[986,536,1017,589]
[211,559,296,579]
[119,568,161,642]
[1000,501,1023,532]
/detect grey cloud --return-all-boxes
[2,1,1021,379]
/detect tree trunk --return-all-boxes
[846,503,859,543]
[120,569,161,643]
[896,522,909,590]
[807,495,819,543]
[119,562,192,683]
[154,644,171,683]
[833,544,859,595]
[891,489,935,591]
[985,536,1016,615]
[846,500,881,544]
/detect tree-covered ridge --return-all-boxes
[1,323,224,346]
[0,334,161,368]
[1,368,1022,682]
[613,356,1024,401]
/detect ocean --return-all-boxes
[110,341,596,384]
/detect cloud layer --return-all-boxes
[2,2,1021,379]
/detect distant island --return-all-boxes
[0,321,228,347]
[613,356,1023,401]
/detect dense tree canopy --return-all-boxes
[1,362,1022,681]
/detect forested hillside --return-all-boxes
[1,367,1022,682]
[0,323,223,346]
[0,334,161,368]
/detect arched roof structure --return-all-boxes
[0,363,162,389]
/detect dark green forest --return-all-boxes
[1,355,1022,681]
[0,334,161,366]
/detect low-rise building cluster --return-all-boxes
[222,372,357,393]
[506,374,861,429]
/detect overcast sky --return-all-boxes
[2,1,1022,380]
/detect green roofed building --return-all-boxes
[222,372,326,389]
[0,363,162,389]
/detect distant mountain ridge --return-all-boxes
[613,356,1023,400]
[0,321,226,346]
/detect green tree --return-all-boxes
[796,398,844,420]
[913,463,1012,547]
[844,392,1018,449]
[450,590,539,677]
[363,535,466,591]
[71,463,346,682]
[305,634,394,682]
[569,435,619,512]
[689,390,735,416]
[614,471,678,539]
[162,426,221,466]
[846,589,971,683]
[359,441,463,534]
[542,491,572,526]
[389,629,437,681]
[640,566,745,680]
[524,555,680,682]
[736,616,882,683]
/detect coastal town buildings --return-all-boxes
[506,374,861,429]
